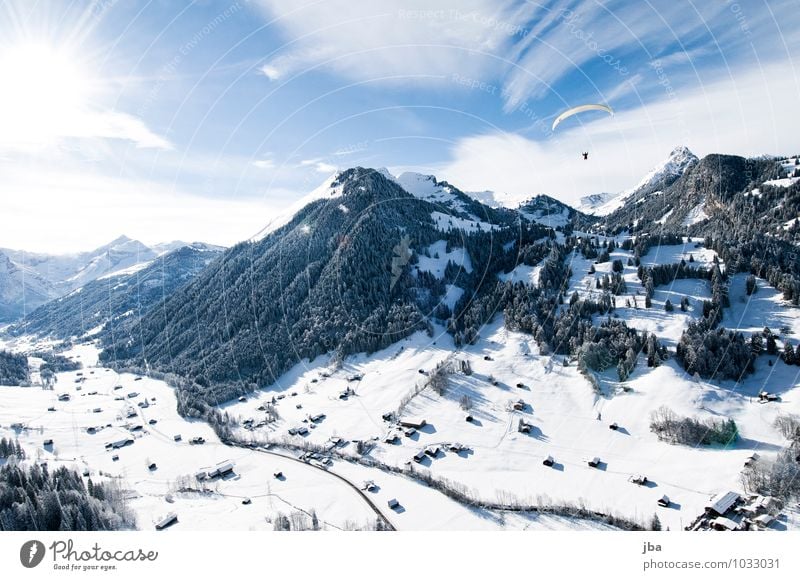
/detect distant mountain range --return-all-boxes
[0,236,221,322]
[9,242,224,340]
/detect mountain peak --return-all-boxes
[578,147,698,216]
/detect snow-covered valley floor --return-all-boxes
[2,241,800,532]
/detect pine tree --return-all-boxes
[783,342,796,365]
[650,514,662,531]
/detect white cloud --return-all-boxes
[253,158,275,169]
[0,164,269,253]
[254,0,526,84]
[300,158,337,173]
[439,61,800,205]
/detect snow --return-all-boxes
[415,241,473,279]
[682,202,709,226]
[431,211,493,232]
[442,285,464,310]
[655,208,674,225]
[498,263,543,287]
[5,275,800,532]
[96,260,152,281]
[0,343,378,531]
[578,146,697,216]
[725,273,800,339]
[252,172,344,242]
[519,205,571,228]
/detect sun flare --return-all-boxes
[0,42,92,147]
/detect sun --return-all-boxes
[0,42,92,147]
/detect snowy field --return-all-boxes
[216,314,800,532]
[2,237,799,532]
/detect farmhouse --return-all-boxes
[587,457,601,468]
[208,460,235,478]
[43,439,53,446]
[518,421,532,434]
[111,438,134,449]
[706,491,740,516]
[384,433,400,444]
[710,516,740,531]
[404,427,417,437]
[512,400,526,411]
[387,499,400,509]
[425,446,440,457]
[754,514,774,528]
[744,453,759,467]
[629,474,648,486]
[155,512,178,530]
[413,451,426,463]
[657,495,671,508]
[543,455,555,467]
[400,418,426,429]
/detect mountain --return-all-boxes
[10,242,224,339]
[579,146,699,216]
[0,252,54,321]
[601,152,778,234]
[60,235,157,293]
[100,167,557,401]
[577,191,617,214]
[518,194,599,230]
[0,236,170,322]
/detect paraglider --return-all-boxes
[551,103,614,131]
[582,152,589,160]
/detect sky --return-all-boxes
[0,0,798,253]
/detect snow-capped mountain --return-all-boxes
[518,194,598,230]
[0,237,219,321]
[0,252,54,321]
[579,146,699,216]
[12,242,224,339]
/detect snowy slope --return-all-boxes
[251,172,345,242]
[579,146,699,216]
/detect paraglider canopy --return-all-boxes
[552,104,614,131]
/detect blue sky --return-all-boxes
[0,0,798,252]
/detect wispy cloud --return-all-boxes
[254,0,526,85]
[300,158,337,173]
